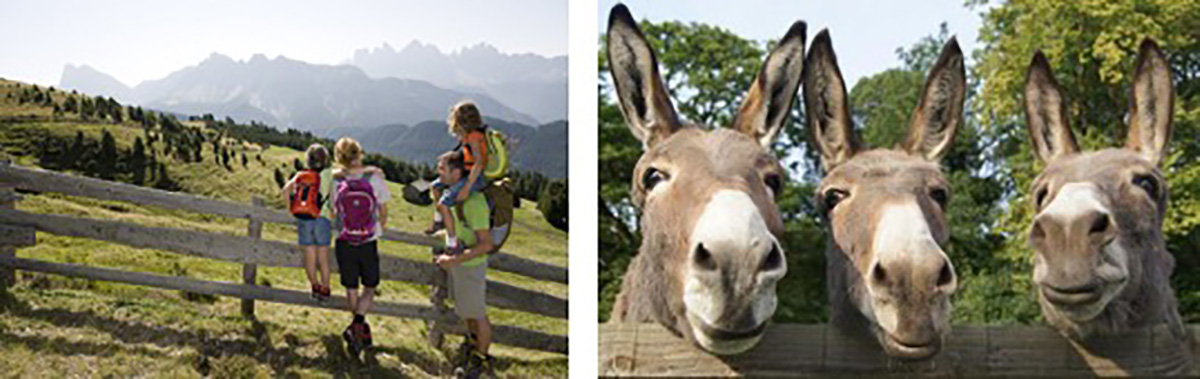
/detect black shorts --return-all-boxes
[335,239,380,289]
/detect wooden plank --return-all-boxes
[0,208,567,319]
[0,256,566,354]
[242,196,265,318]
[0,186,15,288]
[380,227,568,284]
[0,224,35,248]
[0,163,292,224]
[598,323,1198,376]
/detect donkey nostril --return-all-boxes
[693,243,717,271]
[760,244,783,272]
[937,261,954,287]
[1089,214,1111,235]
[871,263,887,284]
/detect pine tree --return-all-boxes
[98,130,117,180]
[130,137,146,185]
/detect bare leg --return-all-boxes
[355,287,376,315]
[304,246,318,286]
[317,246,331,288]
[438,204,457,242]
[475,318,492,354]
[346,288,359,313]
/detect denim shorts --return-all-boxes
[437,178,488,206]
[297,217,332,246]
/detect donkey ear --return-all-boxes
[1125,38,1174,166]
[903,37,965,162]
[733,21,806,148]
[803,29,859,171]
[606,4,682,149]
[1024,51,1079,163]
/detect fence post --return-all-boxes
[0,186,16,289]
[427,248,449,349]
[242,196,264,318]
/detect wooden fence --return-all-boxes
[0,163,567,354]
[599,323,1199,376]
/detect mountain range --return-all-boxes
[59,53,537,133]
[350,41,567,123]
[56,43,568,177]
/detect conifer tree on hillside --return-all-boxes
[98,130,117,180]
[130,137,146,185]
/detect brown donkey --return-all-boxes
[1023,39,1185,341]
[805,31,965,359]
[605,4,803,355]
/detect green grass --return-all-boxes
[0,79,568,377]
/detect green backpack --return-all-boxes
[481,127,509,180]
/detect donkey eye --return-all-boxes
[930,188,949,208]
[1133,175,1159,198]
[822,188,848,213]
[642,168,669,191]
[1035,187,1050,208]
[763,173,783,198]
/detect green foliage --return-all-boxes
[537,179,568,231]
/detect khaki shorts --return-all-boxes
[449,260,488,320]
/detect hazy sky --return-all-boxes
[0,0,567,87]
[597,0,988,88]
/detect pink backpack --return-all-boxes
[335,173,378,244]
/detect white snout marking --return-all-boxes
[1039,182,1110,224]
[683,190,783,342]
[869,201,948,334]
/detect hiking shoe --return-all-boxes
[357,321,373,349]
[317,285,331,300]
[423,220,445,235]
[343,325,362,356]
[454,351,494,379]
[310,284,326,301]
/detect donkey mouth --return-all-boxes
[881,332,941,360]
[686,313,769,355]
[1041,283,1103,306]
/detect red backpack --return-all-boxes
[289,170,322,219]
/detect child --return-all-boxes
[433,154,495,378]
[424,101,489,256]
[329,137,390,356]
[283,144,333,301]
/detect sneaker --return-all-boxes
[342,324,362,356]
[358,321,373,348]
[423,220,445,235]
[310,284,324,301]
[454,351,494,379]
[317,285,331,300]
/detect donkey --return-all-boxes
[804,31,965,360]
[605,4,804,355]
[1022,39,1185,341]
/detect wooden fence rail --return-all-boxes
[0,163,567,284]
[0,163,568,354]
[599,323,1197,376]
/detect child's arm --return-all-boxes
[281,175,297,196]
[378,203,388,230]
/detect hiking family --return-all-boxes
[606,2,1184,364]
[283,100,511,377]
